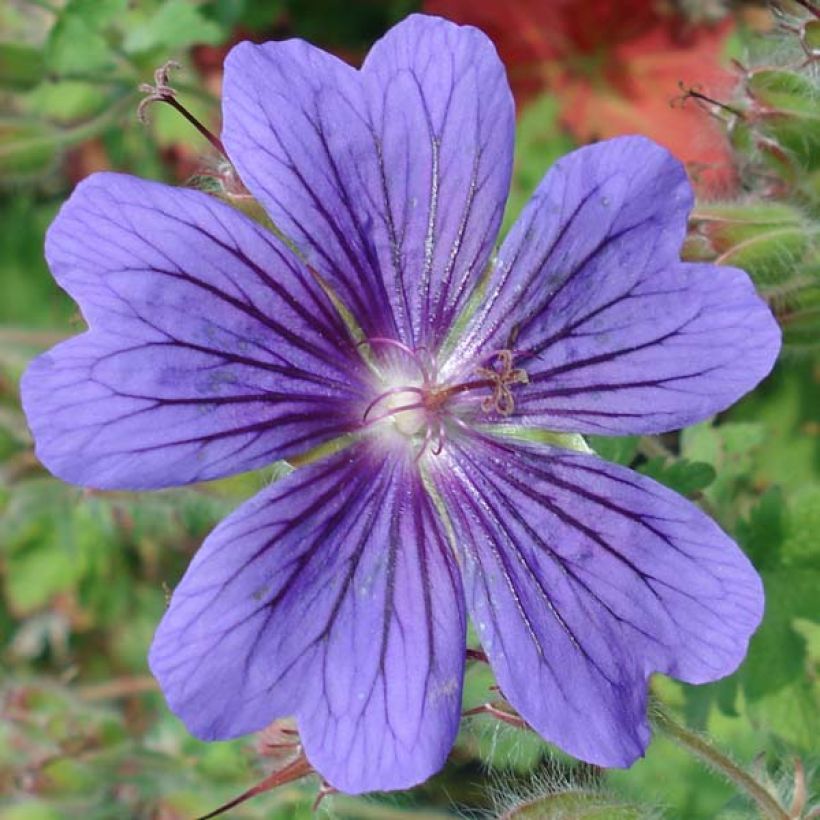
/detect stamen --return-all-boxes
[414,423,435,463]
[415,345,438,382]
[431,421,445,456]
[364,399,426,428]
[358,337,431,385]
[362,385,424,422]
[138,60,227,158]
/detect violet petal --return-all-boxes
[149,444,466,793]
[21,173,365,489]
[221,13,514,347]
[431,433,763,767]
[452,137,780,433]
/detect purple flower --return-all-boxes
[21,14,780,795]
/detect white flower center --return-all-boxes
[383,389,428,437]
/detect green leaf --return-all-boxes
[61,0,127,28]
[279,0,415,49]
[779,276,820,353]
[740,567,818,700]
[722,360,818,492]
[196,742,250,782]
[0,118,60,179]
[148,89,215,148]
[587,435,639,465]
[39,757,98,795]
[0,802,63,820]
[681,422,764,468]
[204,0,285,30]
[781,486,820,569]
[681,675,740,728]
[731,481,820,704]
[735,488,785,571]
[45,11,116,74]
[1,482,119,616]
[691,201,805,237]
[123,0,224,54]
[745,675,820,752]
[501,93,576,235]
[680,421,765,506]
[637,458,716,497]
[25,80,110,123]
[730,118,798,182]
[0,198,71,328]
[109,587,167,670]
[4,538,84,615]
[804,20,820,52]
[0,44,46,90]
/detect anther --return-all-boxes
[358,337,431,385]
[138,60,227,158]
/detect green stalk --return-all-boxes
[651,701,789,820]
[0,91,138,167]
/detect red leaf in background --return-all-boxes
[425,0,738,193]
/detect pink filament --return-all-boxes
[359,337,431,385]
[362,385,424,422]
[362,399,427,428]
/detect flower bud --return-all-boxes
[686,201,809,284]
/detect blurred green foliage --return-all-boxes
[1,1,818,818]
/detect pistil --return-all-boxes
[360,343,529,458]
[475,350,529,415]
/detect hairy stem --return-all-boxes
[651,701,789,820]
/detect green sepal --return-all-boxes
[687,201,809,284]
[500,789,649,819]
[746,68,820,171]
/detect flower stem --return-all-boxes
[137,61,226,158]
[161,95,226,157]
[637,435,674,460]
[651,701,789,820]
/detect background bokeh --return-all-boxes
[1,1,818,818]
